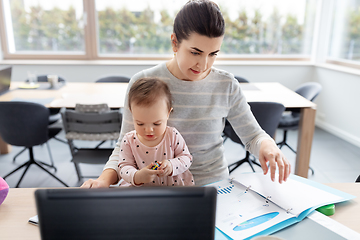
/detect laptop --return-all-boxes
[35,187,217,240]
[0,66,11,96]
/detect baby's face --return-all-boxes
[131,98,171,146]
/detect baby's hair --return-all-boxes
[174,0,225,44]
[128,77,173,111]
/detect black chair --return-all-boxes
[0,102,68,187]
[276,82,322,175]
[61,104,122,182]
[224,102,285,174]
[95,75,130,83]
[13,75,67,164]
[234,75,249,83]
[356,175,360,182]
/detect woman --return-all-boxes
[81,0,290,188]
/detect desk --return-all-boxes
[3,82,128,108]
[0,82,315,178]
[0,183,358,240]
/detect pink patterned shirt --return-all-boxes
[118,126,194,186]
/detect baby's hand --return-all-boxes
[157,160,173,177]
[134,163,159,185]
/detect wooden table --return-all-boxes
[0,183,358,240]
[0,82,316,178]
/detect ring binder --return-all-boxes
[210,173,355,240]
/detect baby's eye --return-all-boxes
[154,123,161,126]
[137,123,144,126]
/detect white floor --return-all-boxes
[1,126,359,188]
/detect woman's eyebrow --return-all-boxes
[191,47,203,52]
[191,47,220,54]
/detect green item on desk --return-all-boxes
[316,204,335,216]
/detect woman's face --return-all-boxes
[171,32,223,81]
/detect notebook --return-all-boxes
[0,66,11,96]
[35,186,217,240]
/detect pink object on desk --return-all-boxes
[0,177,9,205]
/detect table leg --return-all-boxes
[295,107,316,178]
[0,135,11,154]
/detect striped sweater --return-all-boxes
[104,62,272,186]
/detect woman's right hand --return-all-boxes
[80,179,110,188]
[80,169,118,188]
[134,163,161,185]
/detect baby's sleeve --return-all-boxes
[168,128,193,176]
[117,135,139,186]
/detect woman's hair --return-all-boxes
[128,77,172,111]
[173,0,225,44]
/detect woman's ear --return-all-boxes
[171,33,178,52]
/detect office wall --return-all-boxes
[314,67,360,148]
[6,63,312,90]
[2,62,359,148]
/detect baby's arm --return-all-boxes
[118,136,140,185]
[160,128,192,177]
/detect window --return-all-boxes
[0,0,317,60]
[95,0,188,57]
[218,0,317,58]
[327,0,360,67]
[0,0,86,59]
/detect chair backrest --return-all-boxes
[26,75,66,83]
[224,102,285,144]
[291,82,322,117]
[0,102,49,147]
[75,103,110,113]
[234,76,249,83]
[95,75,130,83]
[295,82,322,102]
[61,104,122,135]
[250,102,285,137]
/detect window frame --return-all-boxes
[0,0,317,62]
[0,0,95,60]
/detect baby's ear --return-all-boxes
[168,107,174,117]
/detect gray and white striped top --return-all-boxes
[104,62,272,186]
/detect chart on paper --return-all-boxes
[211,180,293,240]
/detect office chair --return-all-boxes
[61,104,122,182]
[234,75,249,83]
[95,75,130,83]
[276,82,322,175]
[356,175,360,182]
[0,102,68,188]
[224,102,285,174]
[12,75,68,163]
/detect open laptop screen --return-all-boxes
[0,67,11,96]
[35,187,217,240]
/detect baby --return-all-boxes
[118,77,194,186]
